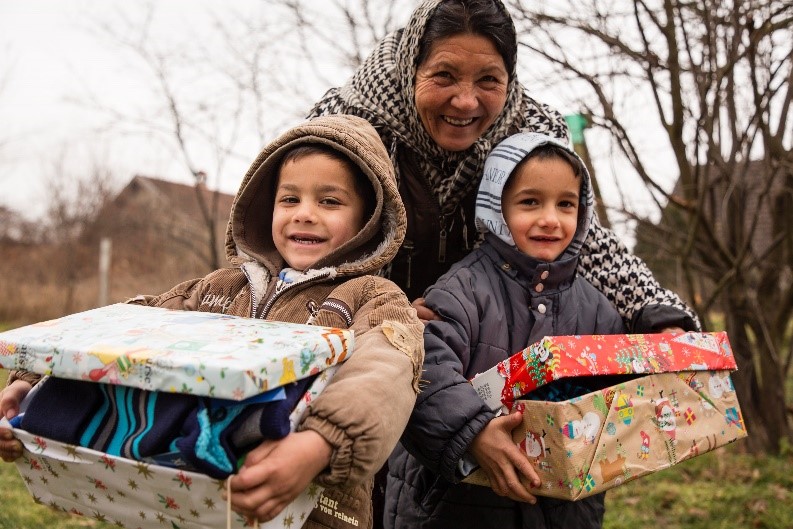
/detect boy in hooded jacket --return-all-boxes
[0,114,424,529]
[385,132,626,529]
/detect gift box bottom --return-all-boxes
[465,370,747,500]
[10,427,322,529]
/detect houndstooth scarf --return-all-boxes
[308,0,570,217]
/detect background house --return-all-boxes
[87,175,235,277]
[634,159,790,308]
[0,176,236,326]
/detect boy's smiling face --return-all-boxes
[272,153,367,271]
[501,156,580,262]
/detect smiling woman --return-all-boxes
[308,0,697,329]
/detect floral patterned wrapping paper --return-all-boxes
[2,366,339,529]
[0,303,354,400]
[465,333,748,499]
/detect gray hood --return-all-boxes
[474,132,593,262]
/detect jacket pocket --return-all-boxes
[416,470,451,517]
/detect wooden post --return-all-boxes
[98,237,112,307]
[564,113,611,230]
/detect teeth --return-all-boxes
[293,237,321,244]
[444,116,475,126]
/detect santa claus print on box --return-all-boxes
[466,332,747,500]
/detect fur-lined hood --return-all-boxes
[225,114,406,278]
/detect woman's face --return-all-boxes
[414,32,509,152]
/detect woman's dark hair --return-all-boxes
[416,0,517,75]
[279,143,376,220]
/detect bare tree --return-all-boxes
[508,0,792,453]
[42,157,118,314]
[78,2,302,270]
[71,1,415,271]
[0,205,40,243]
[276,0,412,74]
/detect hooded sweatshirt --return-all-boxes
[384,133,625,529]
[24,115,425,529]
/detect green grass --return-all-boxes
[603,443,792,529]
[0,438,790,529]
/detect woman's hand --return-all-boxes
[228,430,332,523]
[469,409,540,504]
[411,297,441,324]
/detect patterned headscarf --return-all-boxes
[308,0,569,217]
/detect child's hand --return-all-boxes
[0,380,31,463]
[469,409,540,504]
[0,380,33,421]
[228,430,332,523]
[0,428,23,462]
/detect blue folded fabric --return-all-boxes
[20,374,317,478]
[523,379,593,402]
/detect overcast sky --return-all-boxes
[0,0,668,246]
[1,0,147,218]
[0,0,344,220]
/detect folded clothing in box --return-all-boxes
[17,374,317,478]
[465,332,748,500]
[0,304,356,528]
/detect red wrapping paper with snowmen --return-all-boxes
[465,332,747,500]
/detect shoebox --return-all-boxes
[464,332,747,500]
[2,367,335,529]
[0,303,356,528]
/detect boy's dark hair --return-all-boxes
[515,143,586,179]
[279,143,376,220]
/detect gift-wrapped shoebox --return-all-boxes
[465,332,747,500]
[0,303,355,529]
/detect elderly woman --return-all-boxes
[309,0,696,334]
[309,1,698,528]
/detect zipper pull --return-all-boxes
[438,228,447,263]
[403,241,414,289]
[461,209,470,250]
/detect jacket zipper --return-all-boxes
[438,215,447,263]
[240,266,260,318]
[402,240,414,289]
[258,270,334,320]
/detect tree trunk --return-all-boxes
[725,299,791,454]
